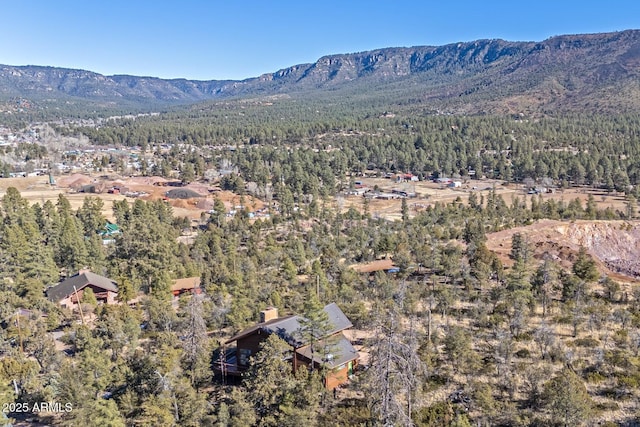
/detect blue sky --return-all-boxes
[2,1,638,80]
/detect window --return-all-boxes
[239,348,251,366]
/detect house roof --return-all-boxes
[225,315,298,346]
[100,221,121,237]
[46,271,118,303]
[226,303,353,347]
[350,258,396,273]
[171,276,201,292]
[296,333,359,368]
[323,302,353,333]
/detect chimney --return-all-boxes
[260,307,278,323]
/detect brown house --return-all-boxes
[216,303,359,390]
[46,270,118,309]
[171,276,202,297]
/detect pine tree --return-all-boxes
[64,398,126,427]
[298,296,334,374]
[57,214,89,274]
[244,334,296,425]
[510,232,531,264]
[228,387,257,427]
[363,284,426,426]
[181,295,210,387]
[401,197,409,223]
[77,196,106,236]
[572,246,599,282]
[543,368,592,426]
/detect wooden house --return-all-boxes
[350,258,398,273]
[46,270,118,309]
[171,276,202,297]
[217,304,359,390]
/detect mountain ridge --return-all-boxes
[1,29,639,115]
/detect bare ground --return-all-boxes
[485,219,640,285]
[0,175,127,220]
[341,178,632,221]
[0,175,264,221]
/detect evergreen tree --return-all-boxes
[572,246,599,282]
[244,334,297,426]
[543,368,592,427]
[298,296,333,374]
[510,232,531,264]
[57,214,89,274]
[77,196,106,236]
[180,295,211,387]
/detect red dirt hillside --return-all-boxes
[486,219,640,283]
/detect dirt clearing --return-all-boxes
[485,219,640,284]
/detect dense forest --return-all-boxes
[61,103,640,198]
[0,181,639,425]
[1,95,640,426]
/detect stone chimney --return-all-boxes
[260,307,278,323]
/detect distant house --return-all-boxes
[395,173,419,182]
[217,304,359,390]
[375,192,400,200]
[350,258,398,274]
[435,177,453,184]
[391,189,417,198]
[80,184,97,193]
[99,221,121,244]
[46,270,118,309]
[347,188,368,196]
[171,276,202,297]
[448,181,462,188]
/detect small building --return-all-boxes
[79,184,98,193]
[46,271,118,309]
[99,221,121,244]
[347,188,368,196]
[100,221,121,237]
[375,192,400,200]
[395,173,419,183]
[217,304,359,390]
[171,276,202,297]
[448,181,462,188]
[391,189,416,198]
[350,258,398,274]
[435,177,453,184]
[528,186,553,194]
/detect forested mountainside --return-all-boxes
[1,29,639,116]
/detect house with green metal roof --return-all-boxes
[100,221,121,237]
[99,221,121,244]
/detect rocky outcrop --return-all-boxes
[487,220,640,280]
[556,221,640,279]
